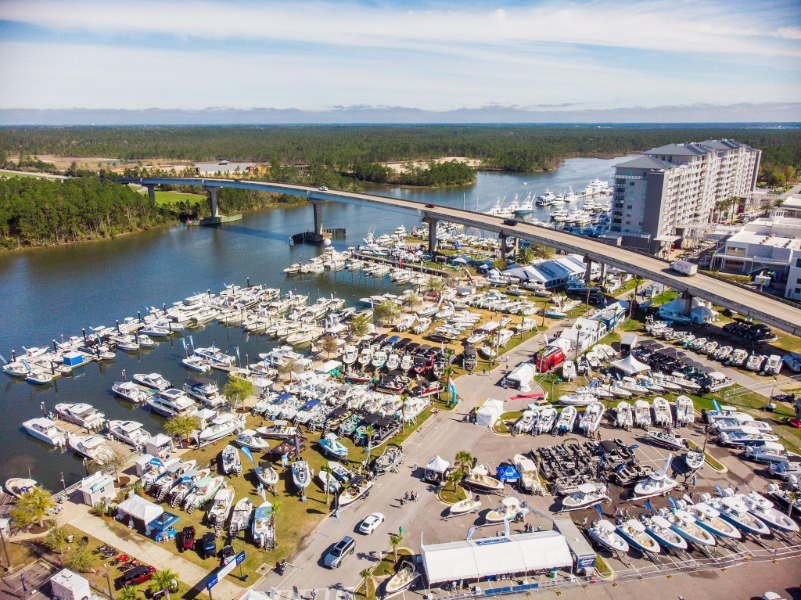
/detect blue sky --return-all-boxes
[0,0,799,118]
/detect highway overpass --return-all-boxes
[114,176,801,337]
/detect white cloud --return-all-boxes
[0,0,799,58]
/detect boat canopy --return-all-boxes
[426,456,450,474]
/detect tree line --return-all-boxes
[1,125,799,179]
[0,177,174,249]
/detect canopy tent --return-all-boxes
[315,360,342,375]
[421,531,573,585]
[425,456,451,482]
[496,465,519,482]
[116,496,164,534]
[610,354,651,376]
[506,363,535,391]
[475,399,505,428]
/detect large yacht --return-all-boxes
[68,435,115,464]
[112,381,150,403]
[108,420,152,447]
[184,378,225,408]
[23,417,67,446]
[147,389,197,417]
[54,403,105,430]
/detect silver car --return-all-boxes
[323,536,355,568]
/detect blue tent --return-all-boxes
[496,465,519,482]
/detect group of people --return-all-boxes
[401,490,419,506]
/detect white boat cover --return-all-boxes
[421,531,572,584]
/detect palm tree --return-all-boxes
[389,534,404,561]
[447,469,462,492]
[149,569,178,600]
[118,586,139,600]
[164,414,199,448]
[271,501,282,546]
[321,465,332,506]
[359,568,372,597]
[455,450,473,474]
[365,425,374,460]
[574,324,583,360]
[350,313,371,339]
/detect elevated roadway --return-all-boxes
[115,176,801,337]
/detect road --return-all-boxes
[113,176,801,337]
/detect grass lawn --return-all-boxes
[153,191,207,206]
[439,485,467,505]
[775,331,801,354]
[3,540,38,571]
[372,549,412,576]
[494,410,524,434]
[355,576,377,600]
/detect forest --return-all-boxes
[1,125,799,182]
[0,178,174,249]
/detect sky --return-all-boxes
[0,0,800,122]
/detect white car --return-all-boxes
[358,512,385,535]
[318,186,328,191]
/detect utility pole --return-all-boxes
[0,526,12,572]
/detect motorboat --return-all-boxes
[22,417,67,446]
[514,411,537,434]
[184,378,224,408]
[616,401,633,429]
[674,396,694,427]
[342,345,358,365]
[386,353,400,371]
[682,501,741,539]
[513,454,542,493]
[746,354,766,372]
[740,491,799,533]
[449,496,482,516]
[168,468,210,507]
[252,502,275,548]
[385,562,421,597]
[151,460,198,501]
[719,427,779,447]
[765,485,801,516]
[207,486,236,529]
[141,457,180,490]
[665,510,716,547]
[319,433,348,459]
[556,406,578,434]
[371,351,387,369]
[684,451,705,471]
[641,514,688,551]
[112,381,150,403]
[221,444,242,476]
[558,393,596,406]
[745,442,797,465]
[560,483,608,511]
[2,361,30,377]
[339,477,373,506]
[713,419,773,435]
[464,465,504,492]
[193,346,235,367]
[588,520,629,553]
[328,461,355,483]
[653,397,673,427]
[199,413,246,444]
[709,496,771,537]
[54,403,105,430]
[616,519,661,554]
[536,408,557,434]
[147,389,197,417]
[292,460,311,490]
[633,470,679,499]
[236,429,270,450]
[68,435,115,464]
[229,497,253,536]
[254,461,279,487]
[646,430,686,451]
[108,420,151,448]
[727,349,748,367]
[183,475,224,513]
[561,360,576,381]
[133,373,171,391]
[5,478,38,498]
[318,471,341,494]
[486,497,528,523]
[182,356,211,372]
[578,402,604,436]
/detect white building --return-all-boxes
[712,212,801,301]
[76,471,116,508]
[781,196,801,218]
[505,254,591,289]
[559,317,607,353]
[195,161,255,176]
[611,139,761,253]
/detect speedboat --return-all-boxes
[646,430,686,451]
[464,465,504,492]
[229,497,253,536]
[133,372,171,391]
[588,520,629,553]
[385,562,421,597]
[236,429,270,450]
[167,468,210,507]
[183,475,224,513]
[292,460,311,490]
[182,356,211,372]
[449,496,482,516]
[536,408,557,434]
[328,461,355,483]
[151,460,198,501]
[199,414,246,444]
[108,420,151,447]
[708,496,771,537]
[319,433,348,459]
[684,451,704,471]
[665,510,716,547]
[5,478,38,498]
[578,402,604,436]
[252,502,275,548]
[555,406,578,434]
[719,427,779,447]
[339,477,373,506]
[221,444,242,476]
[616,519,660,554]
[54,402,105,430]
[744,442,797,465]
[674,396,694,427]
[641,514,688,551]
[112,381,150,403]
[342,345,358,365]
[255,461,279,486]
[633,470,679,499]
[740,491,799,533]
[68,435,115,464]
[207,486,236,528]
[318,471,341,494]
[560,483,608,512]
[22,417,67,447]
[653,397,673,427]
[486,497,528,523]
[513,454,541,492]
[765,485,801,516]
[682,501,741,539]
[616,401,633,429]
[558,393,596,406]
[514,411,537,434]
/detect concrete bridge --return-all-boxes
[113,176,801,337]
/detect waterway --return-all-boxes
[0,155,632,490]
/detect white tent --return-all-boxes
[610,354,651,375]
[116,496,164,533]
[475,399,504,427]
[315,360,342,375]
[506,363,535,390]
[421,531,573,584]
[425,456,451,482]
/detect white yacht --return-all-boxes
[147,389,197,417]
[184,378,225,408]
[23,417,67,446]
[108,420,151,447]
[193,347,235,367]
[54,403,105,430]
[112,381,150,403]
[133,373,172,391]
[68,435,115,464]
[182,356,211,373]
[537,190,556,206]
[199,413,246,444]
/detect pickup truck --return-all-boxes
[670,260,698,276]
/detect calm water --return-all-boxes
[0,156,630,490]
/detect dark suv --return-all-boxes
[116,565,155,589]
[323,536,355,568]
[201,532,217,559]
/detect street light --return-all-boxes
[104,568,114,599]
